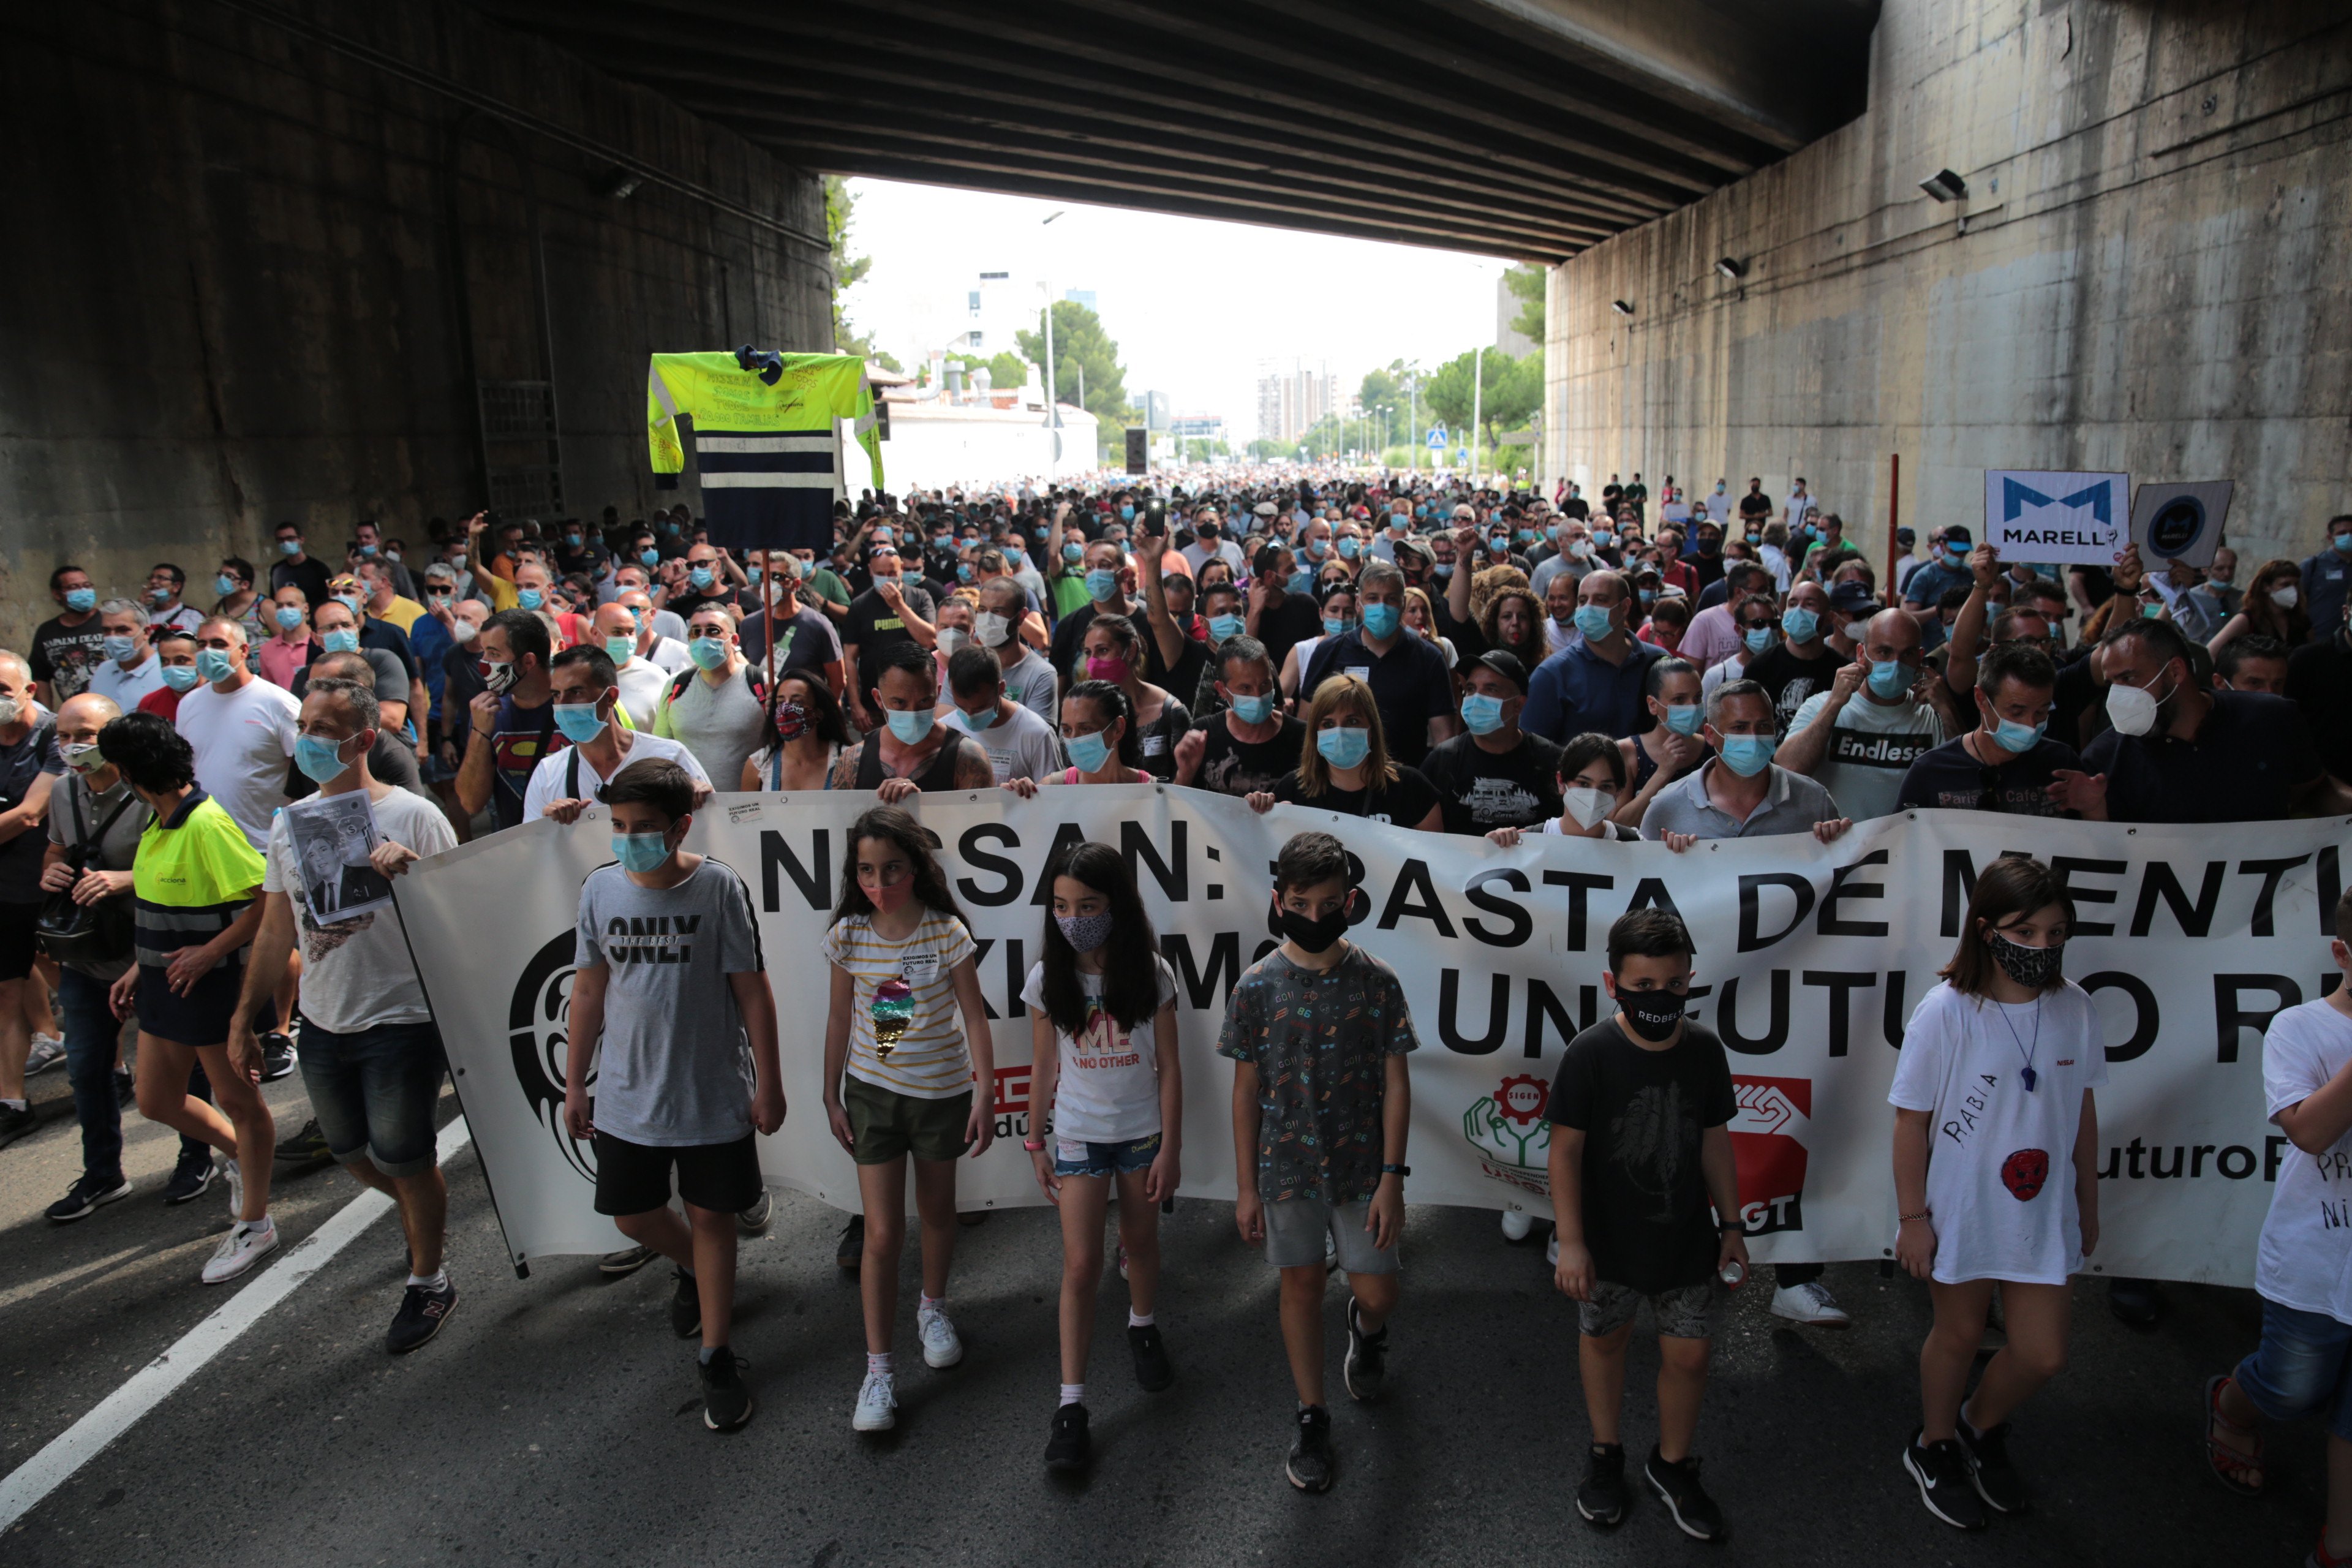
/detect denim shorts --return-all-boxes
[295,1017,446,1178]
[1263,1195,1399,1275]
[2235,1298,2352,1444]
[1052,1131,1160,1178]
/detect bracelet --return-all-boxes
[1022,1140,1044,1152]
[1899,1208,1932,1223]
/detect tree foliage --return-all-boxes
[1426,348,1542,448]
[943,350,1031,394]
[824,175,875,356]
[1502,264,1546,345]
[1016,300,1132,458]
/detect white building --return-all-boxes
[840,362,1101,493]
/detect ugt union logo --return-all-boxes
[1728,1075,1812,1235]
[509,932,598,1182]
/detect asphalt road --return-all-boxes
[0,1058,2325,1567]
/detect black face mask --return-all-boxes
[1616,986,1687,1042]
[1986,929,2064,989]
[1273,897,1349,955]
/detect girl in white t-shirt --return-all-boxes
[1890,854,2103,1531]
[820,806,997,1437]
[1019,842,1182,1471]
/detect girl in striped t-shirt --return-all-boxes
[820,805,995,1436]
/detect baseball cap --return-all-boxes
[1253,500,1278,518]
[1943,525,1973,546]
[1894,526,1917,546]
[1469,648,1528,691]
[1828,580,1879,616]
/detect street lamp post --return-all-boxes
[1470,342,1483,487]
[1040,210,1064,478]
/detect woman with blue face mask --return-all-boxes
[1279,582,1358,714]
[1244,674,1442,831]
[1613,657,1709,821]
[1012,680,1147,790]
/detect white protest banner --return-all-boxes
[1983,469,2130,566]
[2131,481,2234,570]
[396,786,2345,1287]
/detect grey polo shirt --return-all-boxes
[1637,759,1841,840]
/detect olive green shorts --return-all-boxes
[844,1076,974,1165]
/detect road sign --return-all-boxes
[1427,426,1447,448]
[2130,481,2233,568]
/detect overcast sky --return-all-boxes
[839,178,1513,439]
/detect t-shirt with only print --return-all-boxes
[1787,691,1950,822]
[574,856,764,1147]
[1887,979,2108,1287]
[2255,1000,2352,1318]
[1020,957,1177,1145]
[823,908,979,1101]
[1216,943,1419,1205]
[1546,1019,1738,1296]
[1417,731,1564,835]
[263,786,456,1035]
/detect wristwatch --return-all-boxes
[1380,1163,1411,1177]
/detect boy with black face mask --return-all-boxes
[1547,908,1744,1544]
[1219,831,1417,1495]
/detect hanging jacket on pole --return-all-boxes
[646,349,883,555]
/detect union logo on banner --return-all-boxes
[1462,1073,1553,1199]
[1728,1075,1811,1235]
[508,932,597,1183]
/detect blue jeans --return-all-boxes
[295,1017,445,1178]
[61,969,212,1180]
[2236,1298,2352,1444]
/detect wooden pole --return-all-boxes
[1885,452,1901,607]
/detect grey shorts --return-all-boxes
[1579,1279,1719,1340]
[1263,1195,1399,1275]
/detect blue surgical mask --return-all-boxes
[958,704,999,733]
[611,832,671,874]
[278,539,302,557]
[517,589,544,612]
[64,587,97,612]
[688,636,728,671]
[1719,734,1776,777]
[102,636,137,662]
[1743,626,1773,654]
[322,628,360,655]
[640,549,660,568]
[1389,515,1409,532]
[1781,608,1819,642]
[1460,693,1505,735]
[689,567,715,591]
[1120,505,1136,522]
[956,563,974,583]
[1209,613,1245,641]
[1664,703,1703,736]
[1337,537,1360,560]
[1227,692,1273,725]
[1308,538,1329,559]
[552,702,608,744]
[359,543,378,557]
[2334,532,2352,557]
[1321,614,1352,638]
[1866,660,1910,698]
[1316,725,1371,770]
[1574,605,1615,641]
[1638,589,1656,605]
[1065,728,1112,773]
[1062,542,1083,564]
[1005,547,1024,567]
[1989,716,2046,753]
[1594,530,1615,547]
[1362,603,1400,638]
[214,574,238,598]
[293,734,355,783]
[1084,568,1119,600]
[275,605,305,631]
[161,665,203,693]
[1433,562,1454,580]
[606,636,636,666]
[195,648,236,684]
[884,707,936,744]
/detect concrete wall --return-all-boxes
[0,0,829,650]
[1543,0,2352,576]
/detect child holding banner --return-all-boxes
[820,805,997,1434]
[1020,842,1182,1470]
[1892,854,2103,1531]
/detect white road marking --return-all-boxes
[0,1117,471,1531]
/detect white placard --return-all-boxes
[1983,470,2130,565]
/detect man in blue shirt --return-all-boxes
[1901,525,1977,650]
[1521,571,1661,742]
[2299,514,2352,644]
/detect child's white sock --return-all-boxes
[919,1292,944,1313]
[1128,1310,1155,1329]
[406,1270,448,1292]
[866,1351,894,1376]
[1059,1382,1085,1407]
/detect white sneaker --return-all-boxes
[201,1219,279,1284]
[918,1302,964,1368]
[24,1034,66,1075]
[1546,1229,1559,1266]
[216,1149,244,1221]
[1499,1208,1534,1242]
[852,1369,897,1431]
[1770,1280,1852,1328]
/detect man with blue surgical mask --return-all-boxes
[831,643,993,802]
[270,521,333,612]
[1776,605,1953,822]
[1741,579,1842,730]
[174,617,299,852]
[594,601,671,731]
[1521,570,1661,744]
[89,601,166,711]
[1298,560,1457,766]
[301,600,412,741]
[2299,513,2352,642]
[34,565,111,707]
[841,547,938,734]
[524,646,710,826]
[1901,523,1977,649]
[1418,650,1561,834]
[1895,643,2104,816]
[1172,635,1304,797]
[1047,539,1136,688]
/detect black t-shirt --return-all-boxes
[358,619,420,684]
[1151,629,1212,711]
[270,554,333,611]
[1134,698,1193,782]
[1301,628,1453,767]
[1272,763,1441,827]
[1895,735,2081,816]
[28,614,108,701]
[1742,643,1846,731]
[1193,714,1305,796]
[1251,594,1322,679]
[2286,633,2352,783]
[1691,552,1725,592]
[2050,652,2106,750]
[1547,1019,1738,1295]
[2083,688,2321,823]
[841,586,931,703]
[1737,491,1773,522]
[737,606,839,684]
[0,722,60,902]
[1418,731,1564,834]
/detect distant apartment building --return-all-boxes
[1254,360,1333,443]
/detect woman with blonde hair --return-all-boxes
[1245,674,1441,830]
[1401,585,1456,670]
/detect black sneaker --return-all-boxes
[699,1346,753,1431]
[259,1033,298,1083]
[0,1102,36,1148]
[162,1154,216,1205]
[1576,1443,1628,1526]
[598,1243,655,1277]
[670,1268,702,1338]
[1958,1417,2030,1515]
[386,1279,459,1354]
[46,1172,134,1223]
[1904,1428,1988,1530]
[2108,1276,2163,1328]
[113,1071,135,1110]
[1644,1447,1728,1542]
[1128,1324,1174,1392]
[275,1117,334,1172]
[1286,1405,1335,1493]
[836,1213,865,1272]
[1343,1296,1387,1402]
[1044,1401,1090,1469]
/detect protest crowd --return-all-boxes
[9,470,2352,1551]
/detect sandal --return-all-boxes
[2203,1374,2266,1498]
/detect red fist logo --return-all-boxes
[2000,1148,2049,1202]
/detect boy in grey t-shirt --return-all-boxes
[563,757,783,1433]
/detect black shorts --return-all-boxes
[0,902,37,982]
[592,1129,764,1217]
